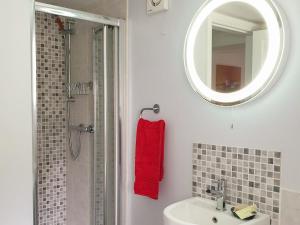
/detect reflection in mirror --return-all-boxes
[194,3,267,93]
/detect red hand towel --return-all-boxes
[134,118,165,200]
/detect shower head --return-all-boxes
[55,17,76,35]
[55,16,65,31]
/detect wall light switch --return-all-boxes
[147,0,169,15]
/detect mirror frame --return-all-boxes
[184,0,288,106]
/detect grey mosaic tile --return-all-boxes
[36,11,67,225]
[192,143,281,225]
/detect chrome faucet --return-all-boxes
[206,179,226,211]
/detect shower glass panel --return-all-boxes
[35,4,119,225]
[93,25,117,225]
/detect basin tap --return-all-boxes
[206,179,226,211]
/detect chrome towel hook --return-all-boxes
[139,104,160,119]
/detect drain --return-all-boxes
[212,217,218,223]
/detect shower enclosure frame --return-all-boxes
[31,2,127,225]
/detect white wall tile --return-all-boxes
[280,189,300,225]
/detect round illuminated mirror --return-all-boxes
[184,0,287,106]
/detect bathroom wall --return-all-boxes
[36,12,67,225]
[0,1,34,225]
[38,0,127,19]
[127,0,300,225]
[280,189,300,224]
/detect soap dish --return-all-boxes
[231,207,257,220]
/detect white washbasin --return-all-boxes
[164,198,270,225]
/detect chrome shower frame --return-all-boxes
[32,2,126,225]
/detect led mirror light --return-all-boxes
[184,0,287,106]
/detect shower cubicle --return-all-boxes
[34,2,123,225]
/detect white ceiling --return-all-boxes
[216,3,265,24]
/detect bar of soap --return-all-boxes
[235,204,257,220]
[233,204,248,212]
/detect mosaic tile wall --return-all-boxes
[192,143,281,225]
[36,12,67,225]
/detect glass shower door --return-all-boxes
[93,25,119,225]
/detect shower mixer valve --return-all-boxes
[70,124,95,134]
[85,125,95,134]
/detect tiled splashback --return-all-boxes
[192,143,281,225]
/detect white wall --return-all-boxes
[127,0,300,225]
[0,1,34,225]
